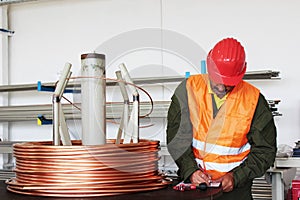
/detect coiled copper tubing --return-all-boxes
[6,139,171,197]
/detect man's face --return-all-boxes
[210,80,235,99]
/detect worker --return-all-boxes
[166,38,277,199]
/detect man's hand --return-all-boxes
[216,172,234,192]
[190,170,211,185]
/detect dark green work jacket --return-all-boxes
[166,79,277,199]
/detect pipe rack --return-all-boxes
[0,70,282,122]
[0,70,280,93]
[0,101,170,122]
[0,100,280,122]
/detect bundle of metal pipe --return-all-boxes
[6,139,170,197]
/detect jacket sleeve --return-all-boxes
[232,94,277,188]
[166,79,198,181]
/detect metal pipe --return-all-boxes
[52,95,60,145]
[130,94,139,143]
[81,53,106,145]
[115,70,129,144]
[54,63,72,99]
[59,106,72,146]
[118,63,139,144]
[52,63,72,146]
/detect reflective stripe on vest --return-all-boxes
[186,74,260,180]
[195,157,247,173]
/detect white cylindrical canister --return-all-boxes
[81,53,106,145]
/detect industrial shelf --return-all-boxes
[0,100,280,122]
[0,101,168,122]
[0,70,281,123]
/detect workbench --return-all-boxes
[268,157,300,200]
[0,180,222,200]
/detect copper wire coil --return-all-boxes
[7,178,170,190]
[13,152,158,160]
[6,185,168,197]
[14,166,158,176]
[14,168,159,183]
[13,145,159,154]
[18,184,166,191]
[9,175,163,185]
[14,161,158,172]
[14,168,158,178]
[14,155,159,165]
[14,170,157,178]
[6,139,170,197]
[13,172,159,183]
[15,157,158,166]
[14,157,159,172]
[13,139,159,149]
[8,175,163,184]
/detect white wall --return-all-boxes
[2,0,300,147]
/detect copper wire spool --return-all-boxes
[6,139,170,197]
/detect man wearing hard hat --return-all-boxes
[167,38,277,199]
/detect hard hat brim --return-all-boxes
[208,65,246,86]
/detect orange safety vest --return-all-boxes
[186,74,260,180]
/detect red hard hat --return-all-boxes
[206,38,246,86]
